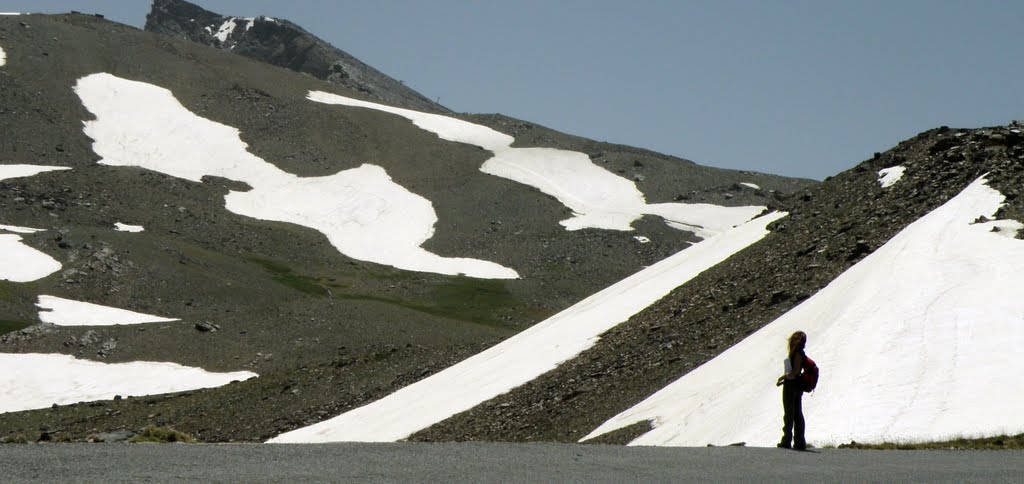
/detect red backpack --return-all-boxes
[801,356,819,393]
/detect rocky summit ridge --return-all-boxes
[145,0,449,114]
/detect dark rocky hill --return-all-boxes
[0,10,814,442]
[145,0,449,114]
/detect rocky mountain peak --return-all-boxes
[145,0,450,114]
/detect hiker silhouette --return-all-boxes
[776,330,807,450]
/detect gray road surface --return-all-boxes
[2,442,1023,483]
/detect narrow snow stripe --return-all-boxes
[269,211,786,443]
[308,90,764,236]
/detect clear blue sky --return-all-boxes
[5,1,1023,180]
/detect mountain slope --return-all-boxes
[405,125,1024,445]
[0,11,812,442]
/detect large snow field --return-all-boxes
[0,353,256,413]
[585,176,1024,447]
[308,91,765,237]
[74,73,517,279]
[269,211,786,443]
[36,295,178,326]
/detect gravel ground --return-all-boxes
[2,443,1023,483]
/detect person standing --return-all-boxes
[776,331,807,450]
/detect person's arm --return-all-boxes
[786,352,803,380]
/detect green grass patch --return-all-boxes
[248,257,544,329]
[0,319,32,335]
[129,426,196,443]
[837,433,1024,450]
[248,257,332,296]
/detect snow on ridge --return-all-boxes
[0,234,61,282]
[75,73,517,279]
[586,176,1024,448]
[307,91,765,237]
[878,166,906,188]
[269,211,786,443]
[0,353,257,414]
[213,18,238,43]
[36,295,178,326]
[114,222,144,232]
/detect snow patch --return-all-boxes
[308,91,765,238]
[741,182,760,190]
[0,224,45,234]
[212,18,238,43]
[0,353,256,413]
[586,177,1024,447]
[0,164,70,181]
[0,45,6,67]
[243,17,255,31]
[878,166,906,188]
[74,73,516,279]
[114,222,144,233]
[0,235,61,282]
[269,211,786,443]
[634,236,651,244]
[36,295,178,326]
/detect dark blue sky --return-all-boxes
[5,1,1023,180]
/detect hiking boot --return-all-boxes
[776,442,791,449]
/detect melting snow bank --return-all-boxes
[36,295,178,326]
[878,166,906,188]
[0,235,61,282]
[269,211,786,443]
[0,353,256,413]
[308,91,764,237]
[74,73,516,279]
[585,176,1024,448]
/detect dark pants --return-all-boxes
[780,380,805,448]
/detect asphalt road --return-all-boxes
[2,442,1023,483]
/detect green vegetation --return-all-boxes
[837,433,1024,450]
[0,319,32,336]
[129,426,196,443]
[1,434,29,444]
[249,257,544,328]
[249,258,332,296]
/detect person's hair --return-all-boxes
[788,331,807,355]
